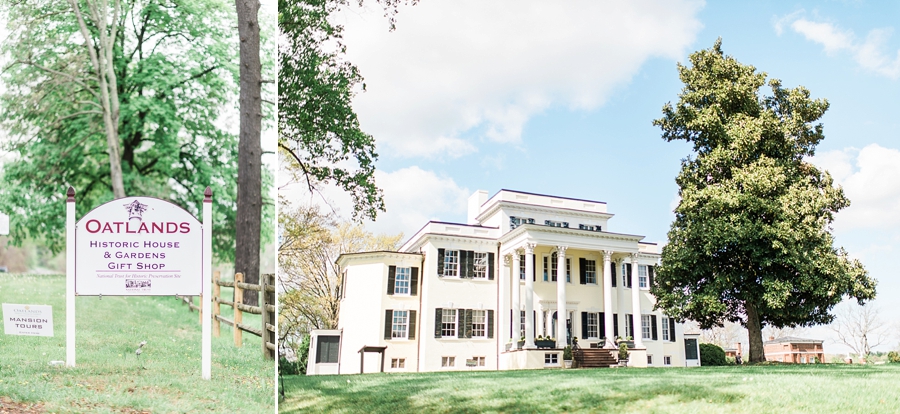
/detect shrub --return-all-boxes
[888,351,900,364]
[618,342,629,361]
[279,357,302,376]
[563,345,573,361]
[699,343,727,366]
[725,356,736,365]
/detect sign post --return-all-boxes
[0,211,9,235]
[66,187,75,367]
[65,187,212,378]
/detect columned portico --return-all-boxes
[511,251,521,339]
[631,253,643,348]
[556,245,568,345]
[602,250,614,348]
[524,243,536,349]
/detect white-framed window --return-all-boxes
[510,216,534,229]
[622,263,629,287]
[647,355,653,365]
[441,309,458,337]
[544,353,559,365]
[544,220,569,228]
[586,312,599,339]
[624,314,632,338]
[394,267,411,295]
[443,250,459,277]
[473,252,488,279]
[664,355,672,366]
[519,254,526,280]
[472,310,486,338]
[392,310,409,339]
[638,265,648,288]
[545,253,571,282]
[662,317,670,341]
[391,358,405,368]
[441,356,455,367]
[472,356,486,367]
[584,259,597,284]
[578,224,601,232]
[641,315,652,340]
[519,311,526,338]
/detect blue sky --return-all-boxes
[280,0,900,353]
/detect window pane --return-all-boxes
[442,309,457,337]
[392,310,408,338]
[472,310,486,337]
[394,267,410,294]
[444,251,459,277]
[316,335,340,363]
[474,253,488,279]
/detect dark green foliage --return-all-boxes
[888,351,900,364]
[297,334,311,375]
[700,343,727,366]
[563,345,573,361]
[651,39,876,362]
[279,357,302,376]
[278,0,388,221]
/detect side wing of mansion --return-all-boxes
[307,189,701,375]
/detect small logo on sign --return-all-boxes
[125,279,152,290]
[124,200,149,223]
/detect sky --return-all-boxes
[282,0,900,354]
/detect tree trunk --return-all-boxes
[745,300,765,363]
[234,0,262,306]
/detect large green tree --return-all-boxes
[278,0,417,221]
[0,0,245,260]
[651,40,876,363]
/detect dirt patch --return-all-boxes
[0,396,45,414]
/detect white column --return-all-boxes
[65,187,76,367]
[556,245,567,346]
[602,250,614,348]
[631,253,643,348]
[511,251,521,340]
[500,254,511,347]
[524,243,536,348]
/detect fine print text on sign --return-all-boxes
[3,303,54,336]
[75,197,202,296]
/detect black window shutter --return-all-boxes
[461,309,472,338]
[533,310,536,336]
[384,309,392,340]
[437,248,445,276]
[509,310,513,338]
[409,310,417,339]
[581,311,588,338]
[611,263,617,287]
[532,255,536,282]
[488,252,495,280]
[648,265,655,287]
[466,250,475,278]
[613,313,619,337]
[435,308,443,338]
[579,258,586,285]
[626,263,632,288]
[410,267,419,296]
[387,265,396,295]
[651,315,658,340]
[599,312,606,338]
[669,318,677,342]
[487,310,494,338]
[629,314,635,338]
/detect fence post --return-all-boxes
[212,271,221,337]
[261,274,267,358]
[234,272,243,348]
[267,273,277,360]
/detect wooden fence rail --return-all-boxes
[176,271,276,359]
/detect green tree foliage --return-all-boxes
[699,343,727,366]
[0,0,256,261]
[651,40,876,363]
[278,0,415,221]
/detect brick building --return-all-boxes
[763,336,824,363]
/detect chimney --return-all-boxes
[467,190,489,225]
[736,342,742,356]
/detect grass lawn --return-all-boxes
[0,273,274,413]
[281,363,900,413]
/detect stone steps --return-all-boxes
[576,348,617,368]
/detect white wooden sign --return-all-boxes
[66,187,213,379]
[0,212,9,235]
[3,303,54,336]
[75,197,202,296]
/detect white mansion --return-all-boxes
[306,189,700,375]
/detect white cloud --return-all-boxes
[337,0,704,158]
[812,144,900,231]
[280,165,470,238]
[781,15,900,79]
